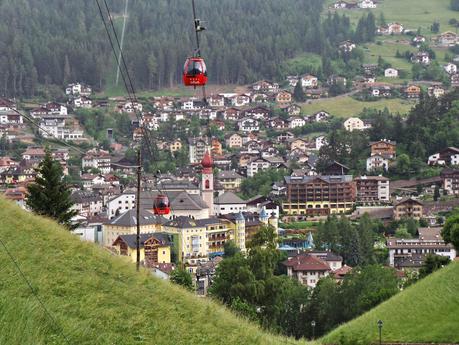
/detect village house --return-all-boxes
[355,176,390,204]
[327,75,347,87]
[71,191,104,217]
[444,63,457,75]
[358,0,376,8]
[428,85,446,99]
[0,156,18,173]
[223,107,241,121]
[393,198,423,220]
[451,74,459,87]
[412,35,426,47]
[289,138,310,152]
[211,138,223,156]
[370,139,397,159]
[225,133,243,149]
[441,168,459,195]
[377,23,404,35]
[0,112,23,125]
[343,117,371,131]
[66,82,92,96]
[404,85,421,99]
[288,116,306,129]
[301,75,318,88]
[103,209,167,247]
[339,40,356,53]
[332,1,357,9]
[237,118,260,133]
[214,191,247,215]
[230,94,251,107]
[275,91,293,105]
[188,137,210,164]
[276,131,295,143]
[243,106,271,120]
[411,52,430,65]
[262,118,282,131]
[384,68,399,78]
[283,252,343,288]
[285,104,302,116]
[112,233,173,266]
[207,94,225,107]
[315,135,327,150]
[82,149,111,174]
[309,111,331,123]
[251,80,280,93]
[362,64,378,76]
[387,227,456,269]
[437,31,458,47]
[72,96,93,108]
[246,156,285,178]
[428,147,459,166]
[169,139,183,153]
[217,171,243,192]
[366,154,389,172]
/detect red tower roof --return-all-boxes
[201,150,213,172]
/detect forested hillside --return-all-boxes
[0,0,370,97]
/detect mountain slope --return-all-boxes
[0,198,306,345]
[322,260,459,345]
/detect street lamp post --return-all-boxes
[377,320,383,345]
[311,320,316,340]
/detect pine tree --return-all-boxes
[26,150,78,229]
[293,78,305,102]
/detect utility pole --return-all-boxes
[136,148,141,272]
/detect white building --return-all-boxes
[387,228,457,268]
[82,149,111,174]
[343,117,371,132]
[358,0,376,8]
[107,192,136,219]
[384,68,399,78]
[66,83,92,96]
[444,63,458,75]
[214,192,247,215]
[366,155,389,172]
[288,117,306,129]
[301,75,318,88]
[315,135,327,150]
[237,118,260,133]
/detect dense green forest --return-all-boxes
[0,0,377,97]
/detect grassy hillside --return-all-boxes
[0,198,306,345]
[301,97,415,117]
[322,261,459,345]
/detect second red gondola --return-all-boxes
[183,57,208,87]
[153,194,171,215]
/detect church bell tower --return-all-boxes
[201,150,214,215]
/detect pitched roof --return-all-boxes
[214,192,246,205]
[164,216,220,229]
[283,254,331,272]
[114,232,173,248]
[107,209,167,227]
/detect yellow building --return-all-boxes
[112,233,172,265]
[103,209,167,246]
[169,139,183,153]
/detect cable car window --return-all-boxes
[187,61,202,75]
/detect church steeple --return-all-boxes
[201,150,214,215]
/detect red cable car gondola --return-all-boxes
[183,57,208,87]
[153,194,170,215]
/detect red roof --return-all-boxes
[283,254,331,272]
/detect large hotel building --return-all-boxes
[283,175,356,216]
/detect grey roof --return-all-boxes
[115,232,174,248]
[107,209,167,227]
[217,170,243,179]
[284,175,353,184]
[138,190,209,211]
[165,216,220,229]
[214,191,246,205]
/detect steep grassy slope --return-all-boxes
[0,198,306,345]
[322,261,459,345]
